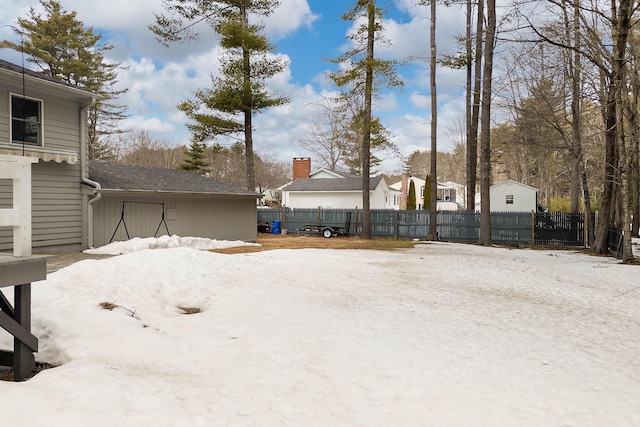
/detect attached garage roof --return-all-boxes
[89,161,259,197]
[282,177,383,192]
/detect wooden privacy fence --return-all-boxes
[257,208,594,247]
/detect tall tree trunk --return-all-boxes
[466,0,483,212]
[427,0,438,240]
[571,0,594,243]
[242,7,255,191]
[632,111,640,238]
[616,0,633,261]
[629,30,640,238]
[478,0,495,245]
[626,83,640,238]
[566,0,594,243]
[245,108,255,191]
[464,0,473,210]
[567,0,581,214]
[593,0,632,256]
[361,0,375,239]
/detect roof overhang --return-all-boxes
[93,188,261,199]
[0,64,103,102]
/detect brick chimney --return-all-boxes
[399,171,408,210]
[293,157,311,180]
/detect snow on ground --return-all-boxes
[83,234,260,255]
[1,238,640,426]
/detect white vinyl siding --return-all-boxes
[489,180,537,212]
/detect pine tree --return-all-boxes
[151,0,288,191]
[180,142,208,175]
[327,0,403,238]
[407,181,417,210]
[1,0,128,160]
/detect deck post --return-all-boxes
[0,155,45,381]
[13,284,35,380]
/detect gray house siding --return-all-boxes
[41,95,84,151]
[1,61,91,254]
[3,60,259,253]
[32,162,83,249]
[0,89,8,136]
[92,193,257,247]
[1,162,83,252]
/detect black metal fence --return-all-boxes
[607,227,623,258]
[257,208,595,247]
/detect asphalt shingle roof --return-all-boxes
[89,161,258,197]
[282,176,383,192]
[0,59,97,96]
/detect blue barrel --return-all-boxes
[271,220,281,234]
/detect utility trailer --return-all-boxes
[302,212,352,238]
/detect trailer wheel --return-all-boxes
[322,228,333,238]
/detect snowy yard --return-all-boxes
[1,238,640,426]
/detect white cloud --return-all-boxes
[266,0,319,39]
[410,90,431,109]
[121,116,176,135]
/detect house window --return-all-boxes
[420,186,424,199]
[11,94,42,146]
[506,194,514,204]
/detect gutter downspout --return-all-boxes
[80,97,100,249]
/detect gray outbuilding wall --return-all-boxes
[92,192,258,247]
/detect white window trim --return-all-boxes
[4,93,77,163]
[9,92,45,147]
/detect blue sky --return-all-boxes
[1,0,468,174]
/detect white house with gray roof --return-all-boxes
[280,163,399,210]
[474,179,538,212]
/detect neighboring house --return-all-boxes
[280,157,398,209]
[88,162,260,247]
[474,179,538,212]
[441,181,466,209]
[389,175,465,211]
[0,59,101,253]
[1,59,260,253]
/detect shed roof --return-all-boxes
[282,176,383,192]
[89,161,259,197]
[490,179,538,192]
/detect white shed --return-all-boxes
[485,179,538,212]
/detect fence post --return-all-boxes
[531,210,535,245]
[583,212,587,248]
[594,211,598,248]
[281,205,286,229]
[394,209,398,239]
[355,206,359,237]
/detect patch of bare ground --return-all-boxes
[209,233,420,254]
[0,363,56,382]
